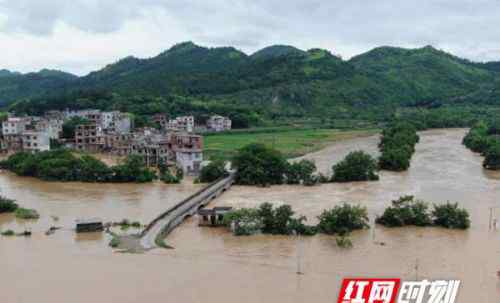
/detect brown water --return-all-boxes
[1,128,499,303]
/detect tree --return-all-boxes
[317,204,369,235]
[0,196,18,213]
[331,151,379,182]
[199,160,228,183]
[112,155,157,183]
[285,159,317,185]
[232,143,287,185]
[432,203,470,229]
[376,196,432,227]
[483,142,500,170]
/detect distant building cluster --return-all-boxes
[0,110,231,175]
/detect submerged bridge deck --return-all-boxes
[140,174,235,249]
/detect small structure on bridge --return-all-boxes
[197,207,232,227]
[76,218,104,233]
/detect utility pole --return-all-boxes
[295,230,304,275]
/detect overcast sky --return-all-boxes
[0,0,499,76]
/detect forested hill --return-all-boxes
[3,41,500,125]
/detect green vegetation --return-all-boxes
[14,208,40,220]
[331,151,379,182]
[4,42,500,130]
[232,143,288,186]
[109,236,121,248]
[376,196,432,227]
[463,121,500,170]
[335,235,353,248]
[317,204,370,235]
[204,128,378,160]
[0,150,157,183]
[1,230,15,237]
[159,165,183,184]
[198,159,228,183]
[378,122,419,171]
[223,203,317,236]
[376,196,470,229]
[0,196,18,213]
[112,219,142,230]
[285,159,318,185]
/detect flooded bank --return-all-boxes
[1,128,499,303]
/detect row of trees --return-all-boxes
[0,150,157,183]
[223,202,367,236]
[223,196,471,237]
[378,122,420,171]
[376,196,470,229]
[463,121,500,170]
[232,143,381,186]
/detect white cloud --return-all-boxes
[0,0,500,75]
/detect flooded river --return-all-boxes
[1,128,499,302]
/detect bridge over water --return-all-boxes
[140,174,236,249]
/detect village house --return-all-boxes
[167,116,195,133]
[75,124,105,152]
[21,131,50,152]
[207,115,232,132]
[170,132,203,175]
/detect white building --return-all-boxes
[21,131,50,152]
[102,111,132,134]
[35,119,63,139]
[207,115,232,132]
[167,116,195,133]
[2,117,30,136]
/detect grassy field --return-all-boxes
[204,128,379,160]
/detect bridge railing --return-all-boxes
[140,173,235,237]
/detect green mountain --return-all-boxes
[250,45,306,60]
[0,69,76,105]
[3,42,500,124]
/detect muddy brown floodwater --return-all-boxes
[1,128,499,303]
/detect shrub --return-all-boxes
[199,160,228,183]
[223,203,317,236]
[331,151,379,182]
[432,203,470,229]
[376,196,432,227]
[223,208,263,236]
[161,169,181,184]
[483,142,500,170]
[317,204,369,235]
[336,235,353,248]
[15,208,40,220]
[1,230,15,236]
[285,159,317,185]
[109,236,121,248]
[0,196,18,213]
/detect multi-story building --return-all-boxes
[102,111,132,133]
[167,116,195,133]
[2,117,30,136]
[207,115,232,132]
[35,119,63,139]
[21,131,50,152]
[75,124,105,152]
[170,132,203,175]
[64,109,102,124]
